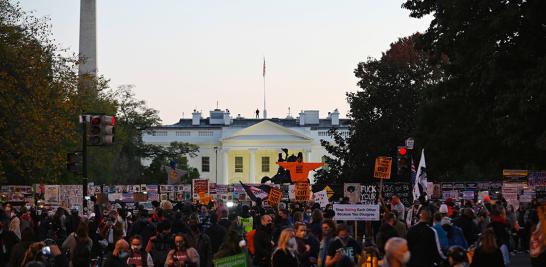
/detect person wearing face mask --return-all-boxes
[103,239,131,267]
[166,233,199,267]
[272,228,299,267]
[146,221,175,267]
[381,237,411,267]
[295,222,320,267]
[127,235,154,267]
[253,214,274,267]
[318,220,336,267]
[325,223,364,267]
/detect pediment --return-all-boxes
[221,120,312,142]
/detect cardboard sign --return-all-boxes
[314,190,329,208]
[192,179,209,199]
[268,187,282,206]
[295,183,311,201]
[374,156,392,179]
[133,192,148,202]
[213,253,247,267]
[333,204,380,221]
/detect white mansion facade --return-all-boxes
[142,109,350,185]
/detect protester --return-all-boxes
[432,212,449,252]
[165,233,199,267]
[381,237,410,267]
[127,235,154,267]
[271,228,299,267]
[470,229,504,267]
[146,220,174,267]
[318,219,336,267]
[103,238,131,267]
[376,212,400,256]
[189,213,212,267]
[447,246,469,267]
[325,223,364,267]
[295,222,319,267]
[253,214,274,267]
[406,208,446,267]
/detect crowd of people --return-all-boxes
[0,193,545,267]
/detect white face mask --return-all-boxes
[400,251,411,264]
[287,238,297,250]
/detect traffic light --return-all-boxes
[88,115,115,146]
[67,152,82,175]
[397,146,410,178]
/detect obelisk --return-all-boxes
[78,0,97,92]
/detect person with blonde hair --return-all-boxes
[272,228,299,267]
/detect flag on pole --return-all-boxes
[413,149,427,201]
[263,58,266,77]
[240,181,269,202]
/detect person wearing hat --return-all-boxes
[441,217,468,249]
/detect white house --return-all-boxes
[142,109,350,185]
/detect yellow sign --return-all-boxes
[374,156,392,179]
[324,186,334,200]
[295,183,311,201]
[268,187,282,206]
[503,169,528,177]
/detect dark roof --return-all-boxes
[153,118,350,130]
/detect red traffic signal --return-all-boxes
[398,146,407,156]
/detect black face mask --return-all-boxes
[265,223,272,231]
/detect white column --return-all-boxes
[249,148,257,184]
[222,149,229,185]
[306,149,312,162]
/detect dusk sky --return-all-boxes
[21,0,431,124]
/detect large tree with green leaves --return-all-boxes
[0,0,81,184]
[315,34,443,184]
[403,0,546,179]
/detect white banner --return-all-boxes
[333,204,380,221]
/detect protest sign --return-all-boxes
[314,190,329,208]
[462,191,475,200]
[133,192,147,202]
[529,171,546,187]
[442,190,458,200]
[344,183,361,204]
[373,156,392,179]
[193,179,209,199]
[536,186,546,202]
[361,184,378,205]
[44,185,60,205]
[268,187,282,206]
[333,204,380,221]
[478,191,489,202]
[213,253,247,267]
[295,183,310,201]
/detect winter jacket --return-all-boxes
[407,222,446,267]
[253,224,273,267]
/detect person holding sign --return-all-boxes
[325,223,364,267]
[165,233,199,267]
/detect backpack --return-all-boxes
[246,229,256,255]
[150,234,173,266]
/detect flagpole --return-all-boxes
[263,57,267,119]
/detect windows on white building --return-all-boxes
[234,156,243,173]
[176,131,191,136]
[261,156,270,172]
[152,130,168,136]
[202,156,210,172]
